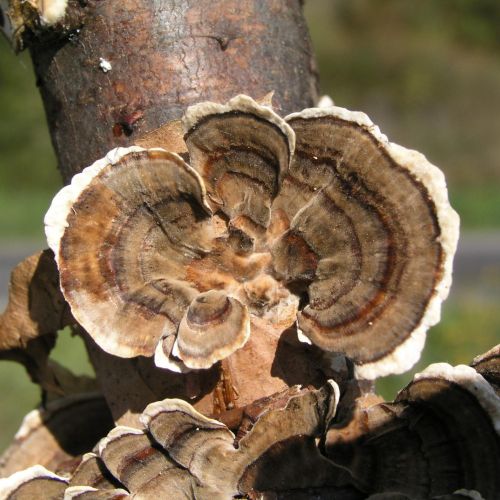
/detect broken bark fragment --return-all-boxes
[471,344,500,396]
[0,250,70,353]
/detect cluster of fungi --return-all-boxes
[1,93,499,499]
[0,4,500,500]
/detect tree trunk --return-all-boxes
[23,0,320,426]
[29,0,318,183]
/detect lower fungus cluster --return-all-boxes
[1,362,499,498]
[44,94,459,382]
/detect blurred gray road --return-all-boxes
[0,232,499,310]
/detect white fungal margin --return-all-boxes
[154,336,192,374]
[97,426,145,457]
[64,486,129,499]
[0,465,67,500]
[413,363,500,435]
[183,94,296,160]
[44,146,147,261]
[140,398,231,432]
[13,408,43,441]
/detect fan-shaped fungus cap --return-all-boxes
[97,427,177,494]
[141,383,339,497]
[68,454,121,492]
[183,94,295,229]
[276,106,459,378]
[96,426,196,498]
[0,465,67,499]
[173,291,250,369]
[325,363,500,498]
[45,95,458,381]
[45,147,210,359]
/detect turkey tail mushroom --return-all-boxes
[141,382,341,497]
[43,99,325,411]
[183,94,295,238]
[325,363,500,498]
[172,290,250,369]
[96,427,183,495]
[273,106,459,379]
[68,453,122,492]
[44,147,211,360]
[11,384,340,499]
[0,465,67,500]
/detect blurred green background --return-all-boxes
[1,0,499,452]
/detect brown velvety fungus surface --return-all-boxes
[280,107,459,379]
[0,465,68,499]
[68,453,121,492]
[173,290,250,369]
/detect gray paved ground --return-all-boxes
[0,231,499,309]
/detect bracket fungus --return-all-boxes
[45,94,458,383]
[172,290,250,369]
[0,359,498,498]
[0,465,68,500]
[325,363,500,498]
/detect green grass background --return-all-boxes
[1,0,500,452]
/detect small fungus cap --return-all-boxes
[174,291,250,369]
